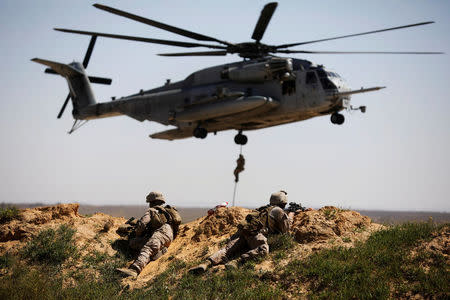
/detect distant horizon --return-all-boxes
[3,201,449,214]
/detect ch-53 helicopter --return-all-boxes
[32,2,442,145]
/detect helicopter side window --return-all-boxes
[306,72,317,84]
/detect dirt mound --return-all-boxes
[189,207,251,242]
[254,206,384,274]
[0,204,126,256]
[20,203,80,225]
[292,206,376,243]
[426,225,449,256]
[412,225,449,265]
[0,204,386,289]
[0,204,80,243]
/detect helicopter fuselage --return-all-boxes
[76,56,352,140]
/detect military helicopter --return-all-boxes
[32,2,442,145]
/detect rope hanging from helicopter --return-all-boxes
[232,145,245,206]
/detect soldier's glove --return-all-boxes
[117,224,133,236]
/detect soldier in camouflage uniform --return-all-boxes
[234,154,245,182]
[117,191,181,277]
[189,190,291,274]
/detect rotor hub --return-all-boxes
[228,42,272,59]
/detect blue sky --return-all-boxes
[0,0,449,211]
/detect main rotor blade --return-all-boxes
[82,35,97,68]
[252,2,277,42]
[157,51,228,56]
[93,4,233,46]
[55,28,226,49]
[276,21,435,49]
[275,50,444,54]
[57,94,71,119]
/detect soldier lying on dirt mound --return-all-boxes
[189,190,292,274]
[116,191,181,277]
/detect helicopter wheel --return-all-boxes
[193,127,207,139]
[234,133,248,145]
[331,113,345,125]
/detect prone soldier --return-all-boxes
[189,190,291,274]
[116,191,181,277]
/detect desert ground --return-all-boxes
[1,203,448,298]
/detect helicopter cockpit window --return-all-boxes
[306,72,317,84]
[326,71,340,78]
[316,69,337,90]
[316,69,327,78]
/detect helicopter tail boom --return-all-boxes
[32,58,97,118]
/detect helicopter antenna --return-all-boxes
[68,119,89,134]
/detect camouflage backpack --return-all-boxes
[152,205,181,237]
[148,206,169,230]
[238,205,274,235]
[163,205,182,227]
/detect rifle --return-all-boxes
[285,202,306,213]
[117,217,138,237]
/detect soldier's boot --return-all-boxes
[240,253,250,262]
[116,264,140,278]
[188,260,212,275]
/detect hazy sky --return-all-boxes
[1,0,449,211]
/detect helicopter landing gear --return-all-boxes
[234,131,248,145]
[193,127,207,139]
[330,113,345,125]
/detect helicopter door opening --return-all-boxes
[282,80,295,95]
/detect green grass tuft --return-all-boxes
[0,253,15,269]
[322,207,339,220]
[268,233,295,252]
[0,206,20,224]
[173,264,282,299]
[21,224,77,266]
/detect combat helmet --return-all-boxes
[269,190,288,206]
[146,191,165,204]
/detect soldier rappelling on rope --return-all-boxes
[234,154,245,183]
[232,146,245,206]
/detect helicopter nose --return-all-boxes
[336,78,350,93]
